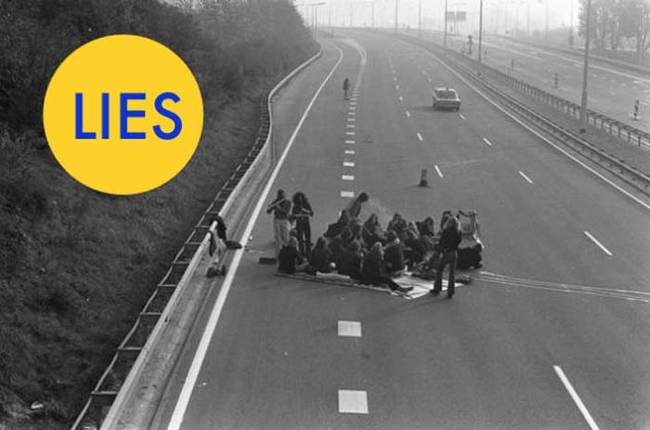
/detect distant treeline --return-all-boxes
[579,0,650,62]
[0,0,317,130]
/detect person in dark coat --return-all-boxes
[383,231,405,275]
[387,213,408,241]
[291,192,314,258]
[432,215,462,298]
[343,192,369,220]
[338,240,363,280]
[309,236,334,273]
[362,213,385,245]
[361,243,412,293]
[278,237,308,274]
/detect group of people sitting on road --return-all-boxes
[267,189,483,298]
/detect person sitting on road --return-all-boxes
[338,240,363,280]
[360,242,412,293]
[383,230,405,276]
[278,237,309,275]
[403,225,426,267]
[387,213,408,241]
[324,210,350,239]
[362,213,386,245]
[417,216,436,237]
[310,236,334,273]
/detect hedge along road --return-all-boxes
[159,32,649,430]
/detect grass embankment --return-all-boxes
[0,1,316,428]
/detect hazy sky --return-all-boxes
[299,0,579,33]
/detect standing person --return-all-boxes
[343,191,368,220]
[291,192,314,258]
[266,189,292,257]
[343,77,350,100]
[432,215,462,298]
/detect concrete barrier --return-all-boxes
[71,46,323,430]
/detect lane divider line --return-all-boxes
[553,366,601,430]
[346,131,356,136]
[417,132,423,141]
[338,390,368,414]
[398,95,404,102]
[584,231,613,256]
[346,124,355,128]
[518,170,534,184]
[345,140,355,144]
[482,137,493,147]
[343,161,355,167]
[406,111,411,118]
[458,113,466,120]
[337,321,362,337]
[435,165,444,178]
[340,191,355,198]
[165,42,345,430]
[342,175,355,181]
[415,43,650,211]
[345,150,356,155]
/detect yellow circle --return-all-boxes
[43,35,203,195]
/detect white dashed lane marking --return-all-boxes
[346,131,356,136]
[518,171,534,184]
[346,124,355,128]
[482,137,493,147]
[434,165,443,178]
[417,132,423,141]
[344,150,355,155]
[345,140,355,144]
[459,113,466,120]
[337,321,362,337]
[554,366,601,430]
[343,161,355,167]
[406,111,411,118]
[584,231,613,256]
[340,191,355,198]
[342,175,355,181]
[338,390,368,414]
[398,95,403,102]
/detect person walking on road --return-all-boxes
[266,189,292,257]
[432,214,462,298]
[343,77,350,100]
[291,191,314,258]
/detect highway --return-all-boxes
[153,31,650,430]
[437,31,650,134]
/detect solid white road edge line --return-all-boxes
[435,165,443,178]
[584,231,613,256]
[166,43,345,430]
[418,44,650,211]
[553,366,601,430]
[518,170,534,184]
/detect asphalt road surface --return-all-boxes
[153,31,650,430]
[437,31,650,134]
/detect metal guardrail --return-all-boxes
[400,29,650,149]
[390,33,650,197]
[70,46,322,430]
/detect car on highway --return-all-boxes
[432,87,461,111]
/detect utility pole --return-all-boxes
[580,0,592,133]
[349,1,353,27]
[444,0,448,51]
[372,0,375,28]
[478,0,484,67]
[569,0,575,46]
[394,0,399,31]
[418,0,422,36]
[527,0,531,36]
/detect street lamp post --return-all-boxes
[444,0,448,51]
[478,0,484,68]
[395,0,399,31]
[418,0,422,36]
[580,0,592,133]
